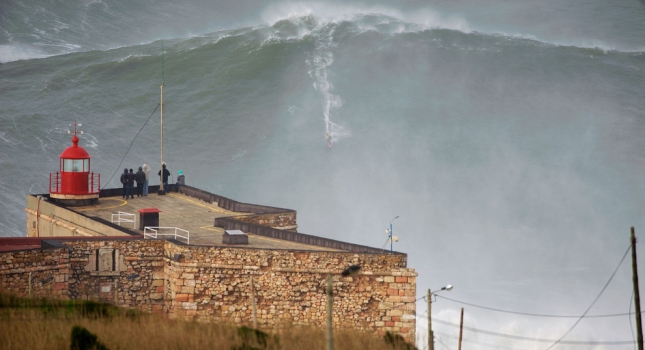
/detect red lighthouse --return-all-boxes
[49,122,100,205]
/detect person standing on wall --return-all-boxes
[135,166,146,197]
[127,168,136,199]
[142,163,150,196]
[174,170,185,192]
[120,168,129,199]
[158,163,170,192]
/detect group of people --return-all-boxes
[121,163,185,199]
[120,164,150,199]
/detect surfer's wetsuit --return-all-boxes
[326,133,332,147]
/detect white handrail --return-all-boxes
[144,226,190,245]
[111,211,136,229]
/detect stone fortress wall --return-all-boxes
[0,240,417,342]
[3,186,417,343]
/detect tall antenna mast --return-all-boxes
[159,40,165,194]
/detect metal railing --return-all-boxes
[144,227,190,245]
[90,173,100,194]
[111,211,136,229]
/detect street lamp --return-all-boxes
[326,265,362,350]
[427,285,453,350]
[385,216,399,254]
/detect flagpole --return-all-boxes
[158,41,165,195]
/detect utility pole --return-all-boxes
[326,274,334,350]
[250,275,258,329]
[428,289,433,350]
[632,227,643,350]
[458,307,464,350]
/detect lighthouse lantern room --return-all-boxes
[49,121,100,206]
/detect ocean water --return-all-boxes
[1,1,645,348]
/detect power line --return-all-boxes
[435,295,641,319]
[435,330,524,350]
[631,290,636,350]
[546,245,631,349]
[429,316,634,346]
[102,103,160,189]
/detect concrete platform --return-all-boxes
[74,192,340,251]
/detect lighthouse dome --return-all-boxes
[59,134,91,159]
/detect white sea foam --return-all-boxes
[0,44,47,63]
[261,2,472,35]
[230,150,247,161]
[0,131,15,145]
[304,20,348,144]
[80,133,99,149]
[259,2,645,54]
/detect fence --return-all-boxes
[215,217,396,255]
[178,186,290,214]
[143,227,190,245]
[110,212,136,229]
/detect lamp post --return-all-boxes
[326,266,361,350]
[326,273,333,350]
[428,284,453,350]
[386,216,399,254]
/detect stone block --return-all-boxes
[150,293,163,300]
[395,276,407,283]
[383,276,395,283]
[184,279,196,287]
[176,294,189,302]
[151,280,164,287]
[182,302,197,310]
[401,322,414,329]
[390,309,403,317]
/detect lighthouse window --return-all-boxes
[63,159,86,172]
[84,159,89,171]
[63,159,73,172]
[73,160,83,172]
